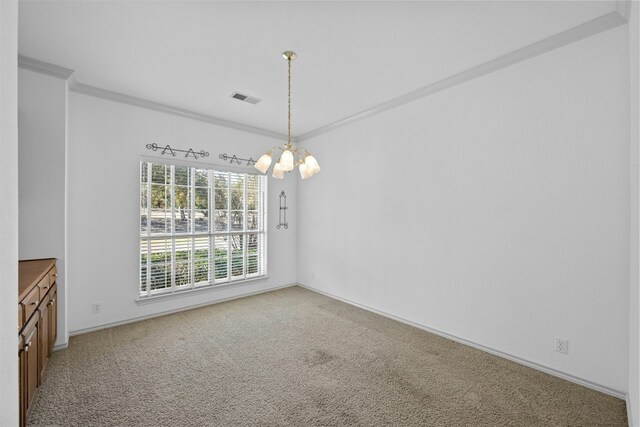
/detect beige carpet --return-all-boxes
[29,286,627,426]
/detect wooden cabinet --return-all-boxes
[18,336,25,424]
[21,313,39,417]
[18,304,24,331]
[48,283,57,356]
[22,286,40,325]
[18,258,57,427]
[38,293,49,383]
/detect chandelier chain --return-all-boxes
[287,56,292,145]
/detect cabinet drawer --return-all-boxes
[49,265,58,285]
[37,274,51,296]
[22,286,40,322]
[39,292,50,310]
[18,304,24,331]
[21,310,38,344]
[48,283,57,305]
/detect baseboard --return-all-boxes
[69,283,296,337]
[628,393,637,427]
[53,342,68,351]
[297,283,626,401]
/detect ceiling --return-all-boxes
[18,1,617,137]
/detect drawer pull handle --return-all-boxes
[30,301,38,306]
[52,274,57,278]
[42,286,48,290]
[25,342,31,352]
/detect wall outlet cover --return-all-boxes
[555,338,568,354]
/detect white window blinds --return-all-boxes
[140,161,267,297]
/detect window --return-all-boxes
[139,161,267,297]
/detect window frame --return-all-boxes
[138,158,268,300]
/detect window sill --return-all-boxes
[135,275,269,305]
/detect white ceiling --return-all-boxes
[18,1,617,137]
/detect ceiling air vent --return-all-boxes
[231,92,262,105]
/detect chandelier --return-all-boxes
[254,51,321,179]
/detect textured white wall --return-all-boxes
[297,26,629,394]
[629,0,639,424]
[18,68,68,347]
[0,0,19,424]
[67,92,297,333]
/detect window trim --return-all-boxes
[135,274,270,305]
[139,157,268,299]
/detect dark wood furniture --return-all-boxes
[18,258,57,427]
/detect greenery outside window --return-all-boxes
[139,161,267,297]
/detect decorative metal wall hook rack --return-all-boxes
[219,153,256,167]
[277,191,288,229]
[146,143,209,160]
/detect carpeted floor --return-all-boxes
[28,286,627,426]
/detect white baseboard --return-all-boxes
[53,342,68,351]
[297,283,626,401]
[628,393,637,427]
[69,283,296,337]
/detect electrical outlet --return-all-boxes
[92,303,101,314]
[555,338,568,354]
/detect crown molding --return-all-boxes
[18,6,629,145]
[66,71,79,90]
[70,82,289,141]
[615,0,631,21]
[297,10,628,142]
[17,54,289,141]
[18,55,74,79]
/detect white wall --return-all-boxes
[298,26,629,394]
[629,0,639,424]
[0,0,20,424]
[18,68,68,347]
[67,92,297,333]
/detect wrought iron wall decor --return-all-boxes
[277,191,288,229]
[146,143,209,160]
[219,153,256,167]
